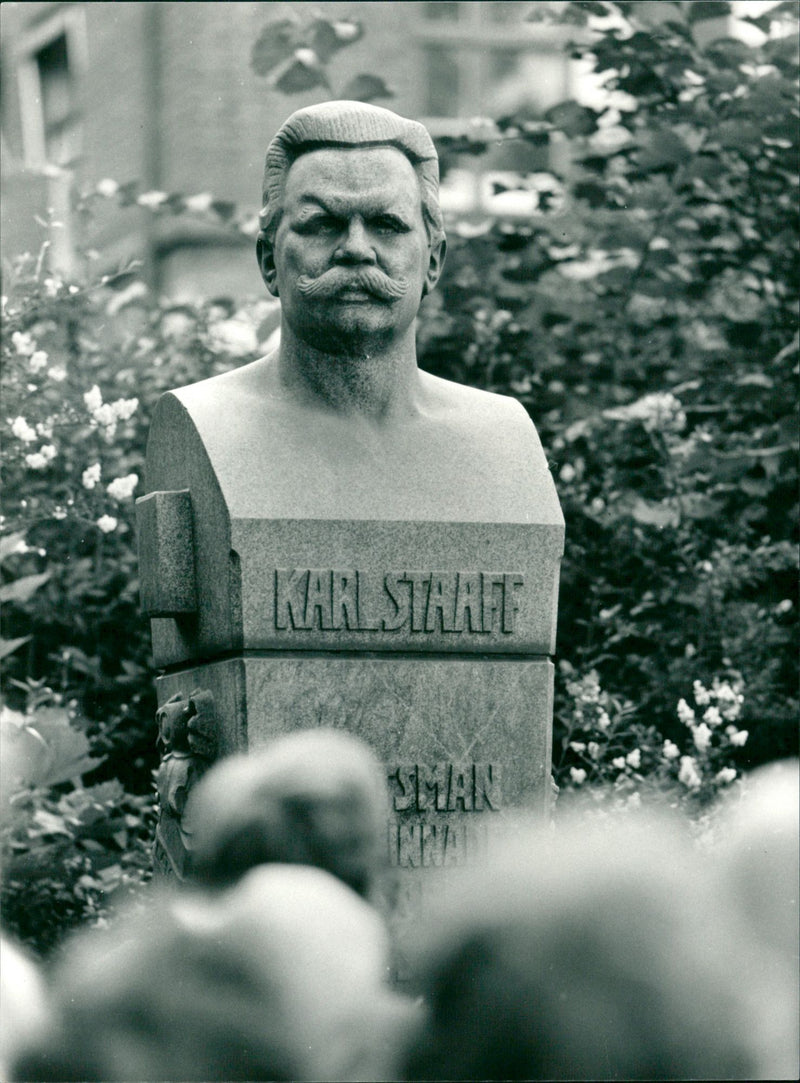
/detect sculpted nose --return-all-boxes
[334,218,376,265]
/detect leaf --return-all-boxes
[545,101,599,138]
[0,635,30,660]
[636,130,691,172]
[340,74,394,103]
[273,56,329,94]
[630,499,680,528]
[250,19,298,76]
[0,571,51,605]
[310,17,363,62]
[0,532,26,562]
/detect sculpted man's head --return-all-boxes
[256,101,446,356]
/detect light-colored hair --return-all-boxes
[258,100,445,249]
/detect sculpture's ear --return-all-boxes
[422,236,446,298]
[257,232,279,297]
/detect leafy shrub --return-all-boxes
[1,687,156,956]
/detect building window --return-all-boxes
[16,6,87,168]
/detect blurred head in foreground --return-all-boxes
[185,727,388,897]
[711,758,799,1080]
[400,809,768,1081]
[0,936,50,1079]
[12,864,410,1082]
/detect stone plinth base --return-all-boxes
[156,653,553,972]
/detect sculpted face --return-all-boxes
[260,146,445,355]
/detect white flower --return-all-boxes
[29,350,48,373]
[12,331,35,355]
[587,741,601,760]
[662,739,680,761]
[293,47,319,66]
[559,463,576,483]
[106,473,138,501]
[82,463,102,490]
[48,366,67,382]
[612,756,626,770]
[137,190,168,209]
[112,397,138,421]
[693,680,711,707]
[11,416,37,443]
[570,767,587,785]
[715,767,737,785]
[693,722,713,753]
[677,698,695,726]
[43,277,62,296]
[52,507,67,520]
[626,748,641,769]
[569,741,586,753]
[96,178,119,197]
[595,709,611,732]
[84,385,103,413]
[25,445,55,469]
[184,192,214,214]
[36,420,54,438]
[728,728,748,747]
[96,515,118,534]
[590,497,605,514]
[678,755,702,790]
[703,705,722,728]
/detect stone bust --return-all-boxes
[146,100,558,525]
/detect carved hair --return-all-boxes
[259,100,445,248]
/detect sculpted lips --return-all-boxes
[296,266,409,301]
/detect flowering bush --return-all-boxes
[1,248,276,797]
[555,665,749,819]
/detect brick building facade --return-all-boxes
[1,1,583,298]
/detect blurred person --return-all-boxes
[711,758,799,1079]
[10,863,415,1082]
[184,727,389,899]
[399,809,768,1081]
[0,936,50,1082]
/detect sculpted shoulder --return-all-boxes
[166,351,283,419]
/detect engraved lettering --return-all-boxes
[356,571,381,630]
[305,569,333,630]
[403,572,431,632]
[383,573,409,631]
[502,574,524,633]
[453,572,483,633]
[443,823,466,866]
[392,765,417,812]
[398,822,422,867]
[447,764,473,811]
[425,573,456,632]
[475,763,503,810]
[421,823,446,867]
[275,569,309,630]
[331,570,359,631]
[481,573,505,634]
[417,762,448,811]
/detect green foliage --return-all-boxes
[1,690,156,956]
[1,250,272,792]
[415,0,798,764]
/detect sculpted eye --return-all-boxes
[296,214,341,235]
[372,216,410,235]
